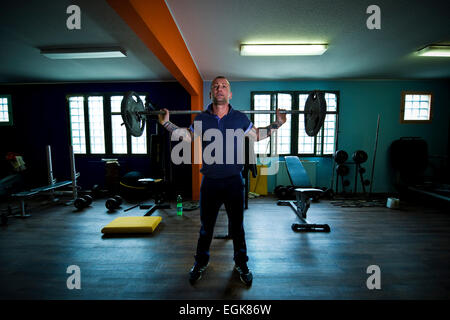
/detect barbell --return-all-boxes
[119,90,327,138]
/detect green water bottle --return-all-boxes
[177,194,183,216]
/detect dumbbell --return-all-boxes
[74,195,93,210]
[278,186,289,199]
[105,195,123,211]
[274,185,284,198]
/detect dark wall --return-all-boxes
[0,81,192,200]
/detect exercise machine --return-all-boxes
[11,145,79,218]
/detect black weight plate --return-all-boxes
[121,91,146,137]
[83,195,93,206]
[334,150,348,164]
[352,150,368,164]
[336,164,350,176]
[304,91,327,136]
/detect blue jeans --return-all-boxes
[195,174,248,266]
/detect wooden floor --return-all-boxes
[0,194,449,300]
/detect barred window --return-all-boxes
[401,91,433,123]
[67,94,149,155]
[0,95,13,126]
[251,91,339,156]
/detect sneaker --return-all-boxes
[189,262,208,284]
[234,263,253,286]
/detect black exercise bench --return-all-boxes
[277,156,330,232]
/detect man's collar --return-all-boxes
[206,103,233,115]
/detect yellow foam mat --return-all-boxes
[101,216,162,234]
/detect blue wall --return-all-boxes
[0,81,193,199]
[204,79,450,193]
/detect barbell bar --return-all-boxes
[120,91,327,138]
[116,109,317,115]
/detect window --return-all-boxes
[68,96,86,153]
[401,91,433,123]
[68,94,149,155]
[0,95,13,126]
[251,91,339,156]
[88,96,106,154]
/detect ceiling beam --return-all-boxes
[107,0,203,97]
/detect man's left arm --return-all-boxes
[245,108,287,141]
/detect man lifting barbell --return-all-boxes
[159,76,286,285]
[120,78,327,285]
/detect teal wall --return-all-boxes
[203,79,450,193]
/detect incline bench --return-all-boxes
[277,156,330,232]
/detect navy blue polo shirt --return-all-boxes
[189,103,253,179]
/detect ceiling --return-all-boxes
[0,0,449,84]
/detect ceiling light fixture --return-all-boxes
[240,44,328,56]
[40,47,127,59]
[416,45,450,57]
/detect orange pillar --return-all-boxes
[107,0,203,200]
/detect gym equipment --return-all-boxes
[101,216,162,234]
[274,185,283,198]
[334,150,348,164]
[321,187,335,199]
[274,185,292,200]
[336,164,349,176]
[105,195,123,211]
[369,114,380,195]
[352,150,370,194]
[74,195,93,210]
[120,171,149,200]
[119,90,327,138]
[304,91,327,136]
[277,156,330,232]
[11,145,80,218]
[352,150,368,164]
[182,201,199,211]
[390,137,450,203]
[138,203,170,216]
[335,163,350,194]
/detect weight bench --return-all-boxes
[11,180,73,217]
[277,156,330,232]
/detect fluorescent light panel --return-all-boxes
[417,45,450,57]
[240,44,328,56]
[41,47,127,59]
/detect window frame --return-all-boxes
[250,90,340,157]
[66,92,151,157]
[0,95,13,126]
[400,91,433,124]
